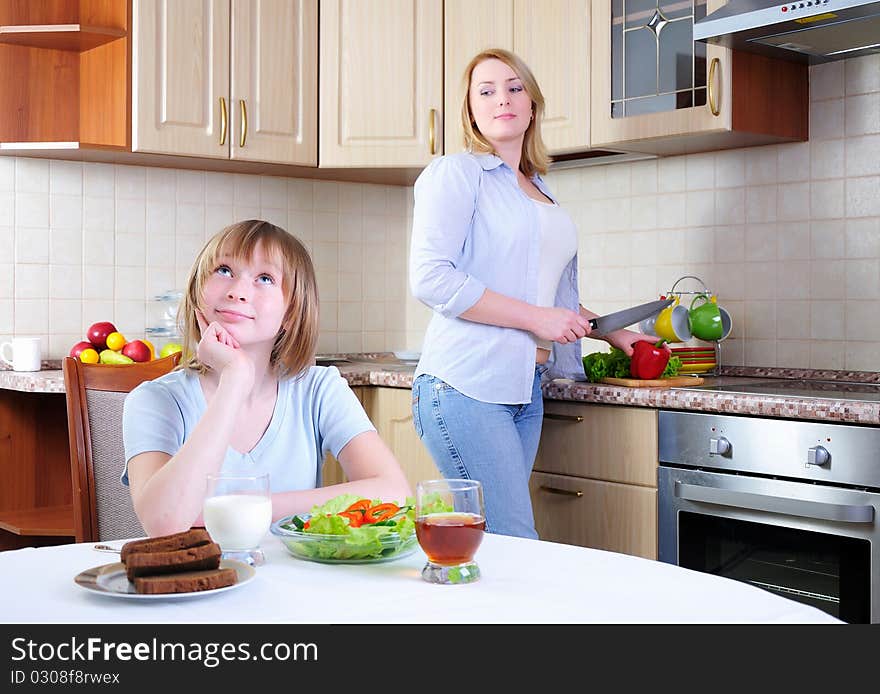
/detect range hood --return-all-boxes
[694,0,880,63]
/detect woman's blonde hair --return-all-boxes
[178,220,319,379]
[459,48,551,177]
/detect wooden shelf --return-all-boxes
[0,505,74,537]
[0,24,124,51]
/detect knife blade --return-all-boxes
[587,298,674,337]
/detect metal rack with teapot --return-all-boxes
[639,276,732,375]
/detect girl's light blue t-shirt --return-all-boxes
[121,366,375,490]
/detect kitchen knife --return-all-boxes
[587,298,674,337]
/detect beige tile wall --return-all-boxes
[5,56,877,370]
[406,56,880,370]
[1,162,410,359]
[545,55,878,371]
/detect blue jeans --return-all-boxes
[411,368,544,540]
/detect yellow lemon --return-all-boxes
[142,339,156,360]
[106,332,126,351]
[159,342,183,359]
[79,348,99,364]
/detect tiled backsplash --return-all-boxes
[544,56,877,371]
[1,162,410,359]
[3,55,878,371]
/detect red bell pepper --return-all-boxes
[630,340,670,380]
[363,503,399,524]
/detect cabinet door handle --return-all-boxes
[240,99,248,147]
[540,485,584,498]
[219,97,228,146]
[708,57,720,116]
[543,413,584,422]
[428,108,437,155]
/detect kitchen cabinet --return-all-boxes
[0,390,74,550]
[133,0,317,165]
[0,0,129,149]
[590,0,808,155]
[320,386,364,487]
[319,0,442,167]
[361,387,439,491]
[321,386,439,494]
[444,0,591,156]
[530,401,658,559]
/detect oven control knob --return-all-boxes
[807,445,831,466]
[709,436,731,456]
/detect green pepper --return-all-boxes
[630,340,671,380]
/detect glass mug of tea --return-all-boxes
[415,479,485,584]
[203,473,272,566]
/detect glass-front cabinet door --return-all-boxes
[592,0,731,151]
[591,0,808,154]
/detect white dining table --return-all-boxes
[0,534,841,624]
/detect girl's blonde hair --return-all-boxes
[459,48,551,177]
[178,220,319,379]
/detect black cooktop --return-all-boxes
[687,379,880,403]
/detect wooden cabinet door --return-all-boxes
[530,470,658,560]
[590,0,731,151]
[133,0,230,157]
[231,0,317,165]
[443,0,511,155]
[535,401,658,486]
[320,386,363,487]
[444,0,590,156]
[319,0,442,167]
[361,387,439,492]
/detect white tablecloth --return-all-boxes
[0,535,841,624]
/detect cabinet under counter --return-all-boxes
[531,401,659,559]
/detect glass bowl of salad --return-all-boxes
[271,494,419,564]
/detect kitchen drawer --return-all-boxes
[535,402,658,486]
[529,471,657,560]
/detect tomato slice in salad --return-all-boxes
[363,503,399,524]
[344,499,372,514]
[338,511,364,528]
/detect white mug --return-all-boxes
[0,337,42,372]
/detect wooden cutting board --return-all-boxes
[600,376,704,388]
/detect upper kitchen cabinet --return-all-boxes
[444,0,591,156]
[0,0,129,149]
[590,0,808,155]
[133,0,317,165]
[319,0,442,167]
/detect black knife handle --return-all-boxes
[588,318,598,331]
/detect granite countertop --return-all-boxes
[3,356,880,425]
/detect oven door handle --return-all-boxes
[675,482,875,524]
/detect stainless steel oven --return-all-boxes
[658,409,880,623]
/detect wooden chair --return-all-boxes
[63,353,181,542]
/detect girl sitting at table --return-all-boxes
[122,219,411,536]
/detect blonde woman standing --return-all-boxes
[410,50,652,539]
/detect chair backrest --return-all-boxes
[63,353,181,542]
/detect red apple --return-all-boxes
[69,341,98,359]
[121,340,152,363]
[87,321,117,350]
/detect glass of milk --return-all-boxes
[203,473,272,566]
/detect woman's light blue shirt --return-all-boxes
[409,152,586,405]
[121,366,375,490]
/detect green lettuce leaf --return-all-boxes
[308,493,363,517]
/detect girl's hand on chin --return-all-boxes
[195,310,255,389]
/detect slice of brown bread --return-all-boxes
[133,567,237,595]
[121,528,211,563]
[124,542,222,581]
